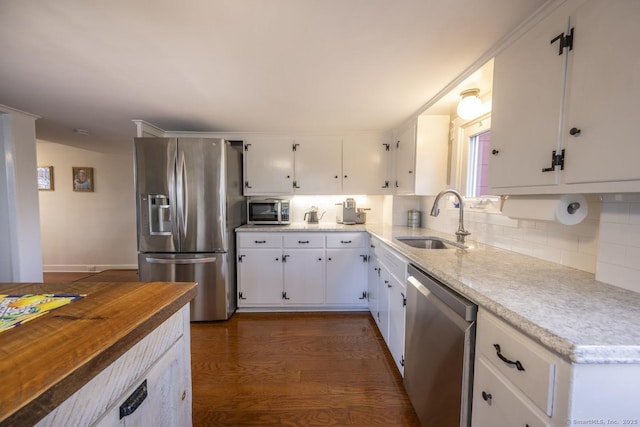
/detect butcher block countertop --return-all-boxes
[0,281,196,426]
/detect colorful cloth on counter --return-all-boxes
[0,294,84,332]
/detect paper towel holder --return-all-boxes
[567,202,580,215]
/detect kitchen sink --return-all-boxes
[396,236,464,250]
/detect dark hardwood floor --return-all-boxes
[43,270,419,426]
[191,312,419,426]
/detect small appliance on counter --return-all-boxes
[337,198,357,224]
[355,208,370,224]
[247,198,290,225]
[304,206,325,224]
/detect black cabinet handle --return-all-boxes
[481,391,492,403]
[239,292,246,300]
[282,291,290,300]
[120,380,148,419]
[340,240,352,244]
[569,127,581,136]
[254,240,266,244]
[491,149,500,155]
[493,344,525,371]
[298,240,310,244]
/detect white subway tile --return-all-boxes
[548,231,579,251]
[630,203,640,225]
[578,234,599,256]
[532,245,563,264]
[596,262,640,293]
[524,228,548,244]
[600,202,630,224]
[599,222,628,244]
[562,251,596,274]
[598,242,627,266]
[624,246,640,270]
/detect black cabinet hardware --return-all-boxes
[493,344,525,371]
[119,380,148,419]
[550,27,574,55]
[481,391,492,403]
[542,149,565,172]
[569,127,581,136]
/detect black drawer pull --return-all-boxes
[298,240,310,244]
[493,344,525,371]
[481,391,492,403]
[254,240,266,244]
[120,380,148,419]
[340,240,352,244]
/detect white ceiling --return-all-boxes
[0,0,545,152]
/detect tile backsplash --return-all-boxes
[395,195,602,274]
[597,194,640,293]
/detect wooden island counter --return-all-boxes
[0,281,197,427]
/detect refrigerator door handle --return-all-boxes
[176,149,187,241]
[144,256,217,265]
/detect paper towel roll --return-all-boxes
[501,194,588,225]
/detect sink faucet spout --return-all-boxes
[430,189,471,244]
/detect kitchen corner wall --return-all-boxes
[36,141,138,271]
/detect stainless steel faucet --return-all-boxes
[430,189,470,244]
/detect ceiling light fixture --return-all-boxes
[74,128,90,135]
[456,88,482,120]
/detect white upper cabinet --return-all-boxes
[343,134,392,195]
[394,115,449,196]
[490,0,640,194]
[244,137,294,195]
[562,0,640,185]
[293,136,342,194]
[489,2,570,190]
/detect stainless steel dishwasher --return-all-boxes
[404,264,477,427]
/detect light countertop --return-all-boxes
[236,222,640,364]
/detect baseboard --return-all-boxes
[42,264,138,273]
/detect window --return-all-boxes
[467,129,491,197]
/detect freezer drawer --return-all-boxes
[138,253,235,321]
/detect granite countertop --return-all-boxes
[236,221,640,364]
[367,224,640,365]
[0,281,197,425]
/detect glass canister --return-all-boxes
[407,210,421,228]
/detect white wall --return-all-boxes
[37,141,137,271]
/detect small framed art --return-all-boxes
[37,166,54,191]
[72,167,94,192]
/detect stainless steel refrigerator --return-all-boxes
[134,137,244,321]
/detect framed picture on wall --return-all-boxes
[72,167,94,192]
[37,166,54,191]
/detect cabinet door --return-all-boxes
[388,275,406,375]
[283,249,325,305]
[343,135,392,195]
[325,249,367,305]
[244,138,294,195]
[377,267,391,344]
[489,4,571,190]
[237,249,283,305]
[395,121,417,195]
[414,115,449,196]
[367,256,381,319]
[293,136,342,194]
[563,0,640,184]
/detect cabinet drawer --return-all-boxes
[283,233,324,248]
[326,232,366,248]
[472,357,550,427]
[377,243,407,282]
[476,310,556,416]
[238,233,283,248]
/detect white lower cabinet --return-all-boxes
[37,306,192,427]
[472,309,640,426]
[368,236,407,376]
[236,231,368,309]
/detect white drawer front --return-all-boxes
[326,232,367,248]
[377,244,407,282]
[476,310,556,416]
[472,357,550,427]
[238,233,283,248]
[283,233,324,248]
